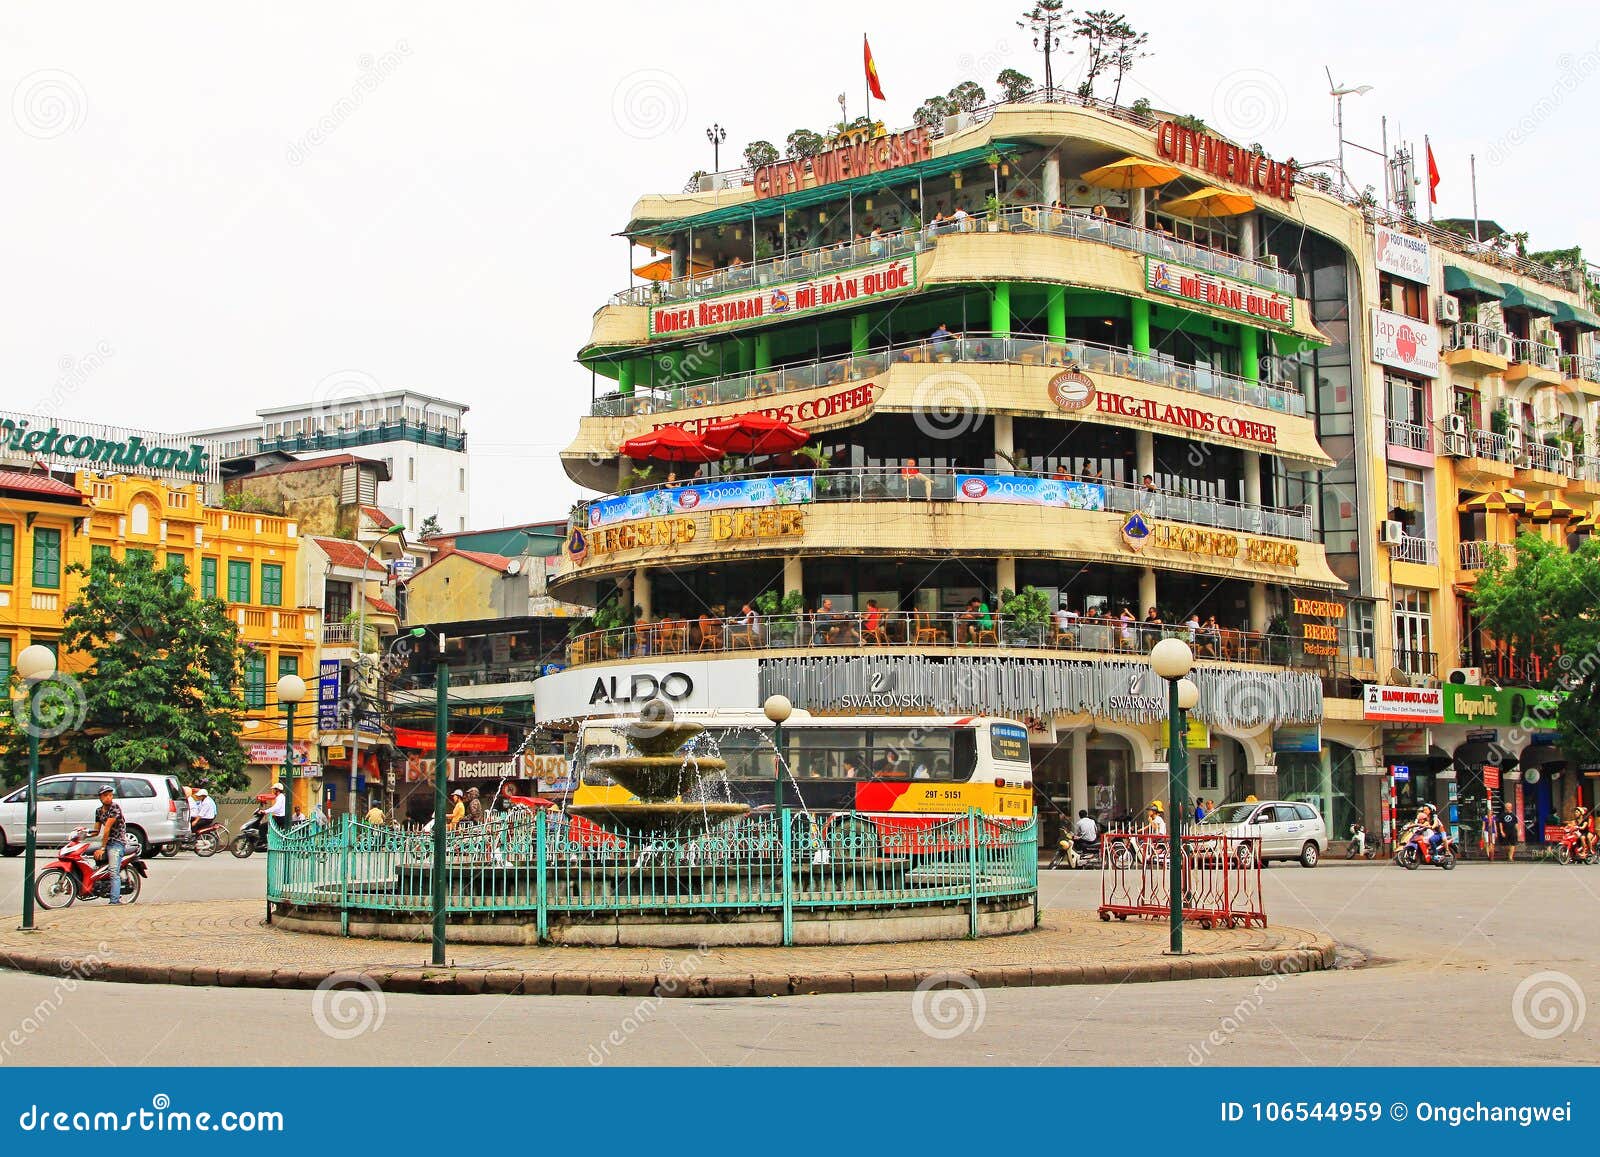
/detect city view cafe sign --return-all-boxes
[1154,120,1296,204]
[752,127,933,198]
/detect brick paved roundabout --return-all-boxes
[0,900,1333,997]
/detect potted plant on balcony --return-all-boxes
[999,586,1050,645]
[984,194,1004,232]
[1489,407,1510,436]
[753,589,805,645]
[792,444,837,495]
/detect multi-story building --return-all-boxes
[0,432,319,821]
[1360,216,1599,847]
[187,388,471,533]
[540,96,1421,848]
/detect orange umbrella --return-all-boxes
[1160,186,1257,218]
[1081,156,1181,190]
[700,412,809,456]
[618,425,722,463]
[633,255,712,281]
[1526,497,1577,523]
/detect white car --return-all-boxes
[0,772,188,859]
[1193,799,1327,867]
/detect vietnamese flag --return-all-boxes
[1426,140,1440,204]
[864,35,886,100]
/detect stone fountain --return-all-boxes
[567,708,750,837]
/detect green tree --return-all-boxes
[996,68,1036,102]
[1470,532,1600,762]
[1018,0,1073,99]
[912,95,953,129]
[946,80,988,113]
[743,139,778,169]
[785,129,824,159]
[1071,11,1148,104]
[57,553,250,789]
[418,514,442,538]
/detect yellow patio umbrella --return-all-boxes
[1080,156,1181,190]
[633,255,713,281]
[1160,186,1257,218]
[1569,513,1597,533]
[1526,497,1577,523]
[1457,490,1528,515]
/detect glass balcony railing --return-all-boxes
[614,202,1297,308]
[574,467,1316,542]
[567,612,1355,673]
[593,332,1307,420]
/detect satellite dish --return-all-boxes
[505,559,521,575]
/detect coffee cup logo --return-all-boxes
[1048,370,1095,412]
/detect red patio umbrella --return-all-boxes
[699,412,810,455]
[617,424,723,463]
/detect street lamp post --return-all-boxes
[349,523,406,820]
[16,644,57,932]
[1148,638,1198,955]
[272,673,308,924]
[705,124,727,172]
[763,695,792,815]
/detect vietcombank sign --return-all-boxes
[0,414,210,477]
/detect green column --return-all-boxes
[1046,286,1067,340]
[1240,327,1260,382]
[1130,298,1151,355]
[851,312,870,354]
[990,282,1011,337]
[617,359,635,395]
[754,331,772,371]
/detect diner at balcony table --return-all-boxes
[960,598,998,645]
[728,604,761,650]
[900,457,933,499]
[1116,607,1138,652]
[1196,615,1222,658]
[1053,603,1080,648]
[1140,606,1164,651]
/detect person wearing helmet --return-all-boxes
[447,789,466,830]
[269,782,288,830]
[1576,805,1596,861]
[1413,803,1446,862]
[189,787,217,834]
[1145,801,1167,838]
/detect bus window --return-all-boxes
[710,730,776,782]
[787,728,865,778]
[869,730,957,781]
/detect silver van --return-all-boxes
[0,772,188,858]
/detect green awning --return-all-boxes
[1443,264,1504,300]
[627,143,1023,237]
[1500,281,1559,316]
[1553,299,1600,331]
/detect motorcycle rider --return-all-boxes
[1413,803,1446,862]
[87,785,128,905]
[1576,805,1597,861]
[190,787,217,835]
[1145,801,1166,837]
[268,782,288,830]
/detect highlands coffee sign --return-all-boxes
[1154,121,1296,203]
[752,127,933,198]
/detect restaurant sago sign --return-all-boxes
[649,258,914,337]
[752,127,933,198]
[1146,259,1294,327]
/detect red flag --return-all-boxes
[864,35,886,101]
[1426,140,1440,205]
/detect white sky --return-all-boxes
[4,1,1597,527]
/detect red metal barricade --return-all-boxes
[1097,832,1266,928]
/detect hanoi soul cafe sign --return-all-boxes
[649,258,914,337]
[1363,684,1444,724]
[1146,259,1294,327]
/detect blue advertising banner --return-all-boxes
[315,659,340,730]
[0,1068,1590,1152]
[954,474,1107,510]
[588,475,814,528]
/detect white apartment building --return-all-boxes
[188,389,471,533]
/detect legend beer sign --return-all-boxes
[1146,260,1294,327]
[649,257,915,337]
[1293,596,1345,659]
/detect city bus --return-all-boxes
[569,710,1034,852]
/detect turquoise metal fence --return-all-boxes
[268,810,1037,944]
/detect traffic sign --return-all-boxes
[1391,765,1411,783]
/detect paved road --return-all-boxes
[0,854,1595,1066]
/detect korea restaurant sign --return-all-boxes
[649,257,914,337]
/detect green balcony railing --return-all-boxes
[267,810,1038,944]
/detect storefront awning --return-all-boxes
[627,143,1023,237]
[1443,264,1504,300]
[1500,282,1559,316]
[1553,299,1600,331]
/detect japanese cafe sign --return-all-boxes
[649,257,915,337]
[1146,258,1294,327]
[1154,120,1296,203]
[752,127,933,198]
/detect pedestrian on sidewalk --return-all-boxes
[466,787,485,825]
[1496,802,1519,863]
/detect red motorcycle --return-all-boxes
[1553,823,1598,866]
[34,827,148,909]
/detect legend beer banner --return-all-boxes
[648,257,915,337]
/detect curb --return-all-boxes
[0,934,1337,998]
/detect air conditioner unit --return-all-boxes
[1444,433,1469,457]
[1382,519,1404,545]
[1562,441,1576,464]
[696,173,732,192]
[1447,667,1484,686]
[1438,294,1461,323]
[941,112,971,136]
[1506,426,1525,451]
[1447,413,1468,438]
[1261,254,1280,269]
